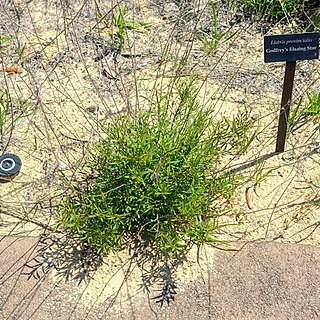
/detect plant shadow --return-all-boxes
[23,231,188,306]
[23,232,104,284]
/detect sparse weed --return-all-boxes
[242,0,302,22]
[252,160,277,187]
[0,89,14,145]
[196,0,237,54]
[99,4,151,52]
[0,88,32,148]
[289,92,320,133]
[0,34,11,52]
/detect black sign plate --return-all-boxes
[264,32,319,63]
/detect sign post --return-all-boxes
[264,32,319,153]
[275,60,296,152]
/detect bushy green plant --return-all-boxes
[56,77,256,260]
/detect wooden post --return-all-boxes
[275,61,296,153]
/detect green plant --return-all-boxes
[56,76,256,261]
[0,34,11,52]
[242,0,302,22]
[15,42,27,61]
[313,200,320,206]
[99,4,151,52]
[0,89,14,144]
[289,92,320,133]
[0,88,31,145]
[196,1,237,54]
[250,160,277,196]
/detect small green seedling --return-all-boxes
[99,4,151,52]
[252,160,277,187]
[0,34,12,53]
[313,200,320,206]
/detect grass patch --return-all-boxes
[242,0,302,21]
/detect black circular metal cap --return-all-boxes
[0,153,22,182]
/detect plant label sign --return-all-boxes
[263,32,319,152]
[264,32,319,63]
